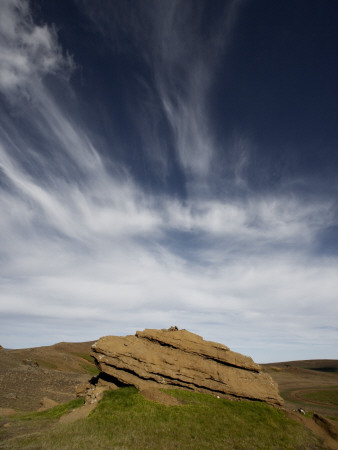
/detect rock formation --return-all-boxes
[91,328,283,406]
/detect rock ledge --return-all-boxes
[91,328,283,406]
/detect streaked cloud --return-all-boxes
[0,0,337,362]
[76,0,247,190]
[0,0,73,98]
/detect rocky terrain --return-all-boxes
[0,341,95,412]
[91,327,283,406]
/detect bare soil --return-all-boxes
[0,342,95,412]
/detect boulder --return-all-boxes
[91,328,283,406]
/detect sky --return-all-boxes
[0,0,337,363]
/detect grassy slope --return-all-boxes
[263,361,338,422]
[302,389,338,406]
[0,388,324,449]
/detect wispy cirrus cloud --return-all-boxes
[0,0,337,362]
[76,0,246,190]
[0,0,73,98]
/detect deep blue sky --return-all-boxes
[33,0,338,195]
[0,0,337,362]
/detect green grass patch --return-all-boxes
[79,362,100,376]
[302,389,338,405]
[35,359,58,370]
[279,389,299,404]
[72,352,100,375]
[72,352,95,364]
[306,366,338,373]
[18,397,85,421]
[0,398,85,449]
[0,388,325,449]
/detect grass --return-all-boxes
[306,367,338,373]
[72,352,100,375]
[18,397,85,421]
[328,416,338,421]
[35,359,58,370]
[72,352,95,364]
[79,362,100,376]
[0,398,84,448]
[302,388,338,405]
[0,387,324,449]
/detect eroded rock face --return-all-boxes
[91,328,283,406]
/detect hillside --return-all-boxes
[0,387,327,449]
[0,341,98,412]
[264,360,338,372]
[263,360,338,423]
[1,343,337,449]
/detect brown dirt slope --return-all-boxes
[0,341,96,412]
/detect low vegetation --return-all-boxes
[79,361,100,376]
[264,361,338,421]
[302,388,338,406]
[71,352,96,364]
[0,398,84,448]
[34,359,58,370]
[18,398,85,421]
[73,352,100,376]
[0,388,324,449]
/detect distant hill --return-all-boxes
[263,359,338,373]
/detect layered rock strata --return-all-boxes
[91,328,283,406]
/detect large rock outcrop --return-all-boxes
[91,328,283,406]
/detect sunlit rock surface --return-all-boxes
[91,328,283,406]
